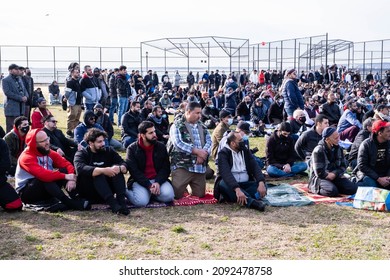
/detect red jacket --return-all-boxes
[15,128,75,192]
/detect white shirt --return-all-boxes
[226,145,249,183]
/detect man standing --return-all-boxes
[64,68,83,137]
[74,128,129,215]
[108,68,119,125]
[309,127,357,197]
[169,101,212,199]
[116,65,131,126]
[125,121,174,207]
[280,69,304,119]
[21,67,34,123]
[15,129,90,211]
[214,70,222,90]
[2,64,29,133]
[80,65,101,110]
[355,120,390,188]
[214,131,267,211]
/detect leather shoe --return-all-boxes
[250,200,266,212]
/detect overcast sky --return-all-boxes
[0,0,388,47]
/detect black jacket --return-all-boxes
[96,114,114,140]
[121,110,142,140]
[320,102,341,126]
[214,146,265,199]
[294,126,322,160]
[126,140,170,189]
[116,74,130,97]
[109,74,117,98]
[356,136,390,180]
[348,129,371,163]
[43,127,77,153]
[74,146,125,179]
[266,131,295,167]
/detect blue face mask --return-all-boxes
[228,118,233,126]
[242,135,249,141]
[162,114,167,119]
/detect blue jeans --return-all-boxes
[109,97,118,123]
[84,103,94,111]
[218,180,266,208]
[254,156,264,170]
[356,176,379,188]
[126,180,174,207]
[266,161,307,178]
[122,136,137,149]
[118,97,128,126]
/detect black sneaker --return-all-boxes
[250,200,266,212]
[111,204,130,216]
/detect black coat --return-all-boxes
[126,140,170,189]
[214,146,265,199]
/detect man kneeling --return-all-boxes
[74,128,129,215]
[125,121,174,207]
[214,131,267,211]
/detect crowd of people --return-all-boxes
[1,61,390,215]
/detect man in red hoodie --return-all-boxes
[125,121,174,207]
[15,128,90,211]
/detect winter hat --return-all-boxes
[322,127,336,139]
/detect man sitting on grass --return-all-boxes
[309,127,358,197]
[214,131,267,211]
[74,128,129,215]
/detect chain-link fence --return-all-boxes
[1,35,389,84]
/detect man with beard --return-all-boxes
[125,121,174,207]
[214,131,266,211]
[15,129,90,211]
[74,128,129,215]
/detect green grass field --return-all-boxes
[1,85,390,260]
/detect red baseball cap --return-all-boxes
[372,120,390,134]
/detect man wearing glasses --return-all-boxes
[15,129,90,212]
[42,115,79,162]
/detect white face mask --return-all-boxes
[228,118,233,125]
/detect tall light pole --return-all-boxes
[145,51,149,72]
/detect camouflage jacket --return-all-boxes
[169,115,209,171]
